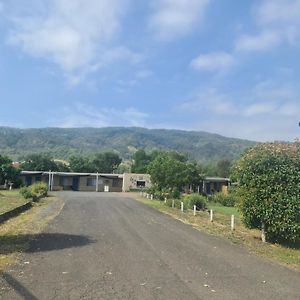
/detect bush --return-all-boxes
[165,198,183,209]
[20,182,48,201]
[20,187,33,199]
[213,192,236,207]
[183,193,207,210]
[232,143,300,244]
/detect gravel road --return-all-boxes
[0,192,299,299]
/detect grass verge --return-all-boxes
[0,195,64,272]
[127,192,300,271]
[0,190,28,214]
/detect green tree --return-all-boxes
[232,143,300,243]
[216,159,232,178]
[0,155,20,186]
[69,156,93,172]
[131,149,151,173]
[91,152,122,173]
[21,154,69,171]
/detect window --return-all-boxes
[136,180,145,188]
[87,178,96,187]
[35,176,41,182]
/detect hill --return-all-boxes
[0,127,256,161]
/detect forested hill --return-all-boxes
[0,127,256,161]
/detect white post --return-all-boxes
[164,197,167,203]
[231,215,235,231]
[193,205,196,216]
[261,222,266,243]
[48,170,51,190]
[197,186,200,193]
[96,172,99,192]
[181,202,184,212]
[146,193,149,199]
[210,209,213,222]
[151,194,153,200]
[51,172,54,191]
[172,199,175,208]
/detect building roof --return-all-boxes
[20,171,123,178]
[204,177,230,182]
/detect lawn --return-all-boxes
[0,190,28,214]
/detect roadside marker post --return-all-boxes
[181,202,184,212]
[193,205,196,216]
[210,209,213,222]
[231,215,235,231]
[150,194,153,200]
[146,193,149,199]
[164,197,167,203]
[172,199,175,208]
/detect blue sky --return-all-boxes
[0,0,300,142]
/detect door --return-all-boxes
[72,177,79,191]
[25,176,32,186]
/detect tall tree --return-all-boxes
[91,152,122,173]
[21,154,69,171]
[0,155,20,186]
[216,159,232,178]
[131,149,151,173]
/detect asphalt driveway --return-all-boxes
[0,192,299,299]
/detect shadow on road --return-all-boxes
[2,273,39,300]
[0,233,95,254]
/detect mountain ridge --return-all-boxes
[0,126,256,161]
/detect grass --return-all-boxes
[0,190,28,214]
[0,195,64,272]
[127,192,300,271]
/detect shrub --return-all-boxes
[183,193,207,210]
[19,187,33,199]
[213,192,236,207]
[165,198,182,209]
[20,182,48,201]
[232,143,300,244]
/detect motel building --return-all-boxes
[20,171,152,192]
[20,171,230,195]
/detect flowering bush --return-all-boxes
[232,143,300,244]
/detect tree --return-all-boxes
[0,155,20,186]
[91,152,122,173]
[232,143,300,244]
[216,159,232,178]
[147,153,202,193]
[21,154,69,171]
[69,156,93,172]
[131,149,151,173]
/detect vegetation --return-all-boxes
[183,193,207,210]
[20,182,48,201]
[211,191,238,207]
[0,127,255,162]
[0,190,28,214]
[147,152,203,194]
[232,143,300,244]
[20,153,69,171]
[69,152,122,173]
[0,155,21,187]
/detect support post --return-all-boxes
[151,194,153,200]
[193,205,196,216]
[48,170,51,190]
[231,215,235,231]
[51,172,54,191]
[96,172,99,192]
[164,197,167,203]
[181,202,184,212]
[210,209,213,222]
[172,199,175,208]
[261,222,266,243]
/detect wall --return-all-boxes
[122,173,152,192]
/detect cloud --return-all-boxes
[149,0,210,41]
[177,81,300,141]
[5,0,137,84]
[191,52,235,72]
[235,30,282,52]
[51,103,149,128]
[235,0,300,53]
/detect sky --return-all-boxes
[0,0,300,142]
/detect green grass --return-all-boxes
[0,190,28,214]
[208,203,242,225]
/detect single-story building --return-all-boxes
[20,171,151,192]
[202,177,230,195]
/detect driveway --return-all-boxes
[0,192,299,299]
